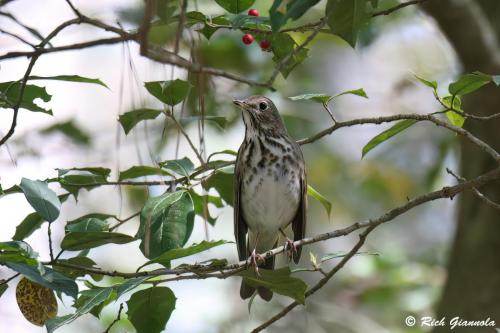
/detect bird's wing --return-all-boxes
[234,150,248,261]
[292,158,307,264]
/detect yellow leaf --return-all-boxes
[16,277,58,326]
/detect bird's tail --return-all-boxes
[240,255,274,301]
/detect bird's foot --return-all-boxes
[246,249,265,276]
[283,238,297,261]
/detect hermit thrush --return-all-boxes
[233,96,307,301]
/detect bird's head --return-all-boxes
[233,96,286,136]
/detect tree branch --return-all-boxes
[42,167,500,280]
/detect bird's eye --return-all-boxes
[259,102,268,111]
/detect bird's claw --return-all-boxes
[247,249,265,276]
[284,238,297,261]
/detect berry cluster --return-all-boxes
[241,9,271,50]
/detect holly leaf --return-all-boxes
[271,33,309,78]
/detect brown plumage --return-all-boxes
[233,96,307,301]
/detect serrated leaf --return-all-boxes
[362,119,417,157]
[448,72,492,95]
[137,190,195,259]
[13,212,45,241]
[28,75,108,88]
[144,79,191,106]
[118,109,162,135]
[139,240,230,270]
[127,287,176,333]
[19,178,61,223]
[159,157,195,177]
[307,185,332,217]
[16,277,58,326]
[119,165,171,181]
[202,166,234,205]
[214,0,255,13]
[238,267,307,304]
[0,81,52,114]
[61,231,135,251]
[326,0,370,47]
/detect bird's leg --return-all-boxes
[247,232,265,276]
[247,249,265,276]
[279,228,297,260]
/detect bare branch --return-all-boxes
[447,168,500,211]
[297,113,500,164]
[372,0,430,17]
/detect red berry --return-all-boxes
[242,34,254,45]
[260,40,271,50]
[248,9,259,16]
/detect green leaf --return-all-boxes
[197,15,231,40]
[289,93,332,104]
[271,33,309,78]
[442,95,465,127]
[189,190,223,225]
[114,276,150,297]
[13,212,45,241]
[58,167,111,178]
[46,287,113,333]
[202,166,235,205]
[19,178,61,223]
[144,79,191,106]
[127,287,176,333]
[414,74,438,90]
[57,168,110,199]
[0,241,38,267]
[61,231,135,251]
[137,190,195,259]
[28,75,108,88]
[53,257,102,281]
[6,263,78,299]
[307,185,332,217]
[290,89,368,104]
[119,165,171,181]
[269,0,321,31]
[214,0,255,13]
[41,120,92,146]
[159,157,195,177]
[0,81,52,114]
[449,72,492,95]
[0,284,7,298]
[139,240,230,270]
[238,267,307,304]
[326,0,370,47]
[118,109,162,135]
[65,217,109,233]
[67,213,116,224]
[362,119,417,158]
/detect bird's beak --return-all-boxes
[233,99,249,111]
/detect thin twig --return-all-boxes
[446,168,500,210]
[166,111,205,165]
[251,226,376,333]
[109,211,141,231]
[103,303,124,333]
[48,222,54,261]
[0,273,20,286]
[372,0,430,17]
[0,28,35,47]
